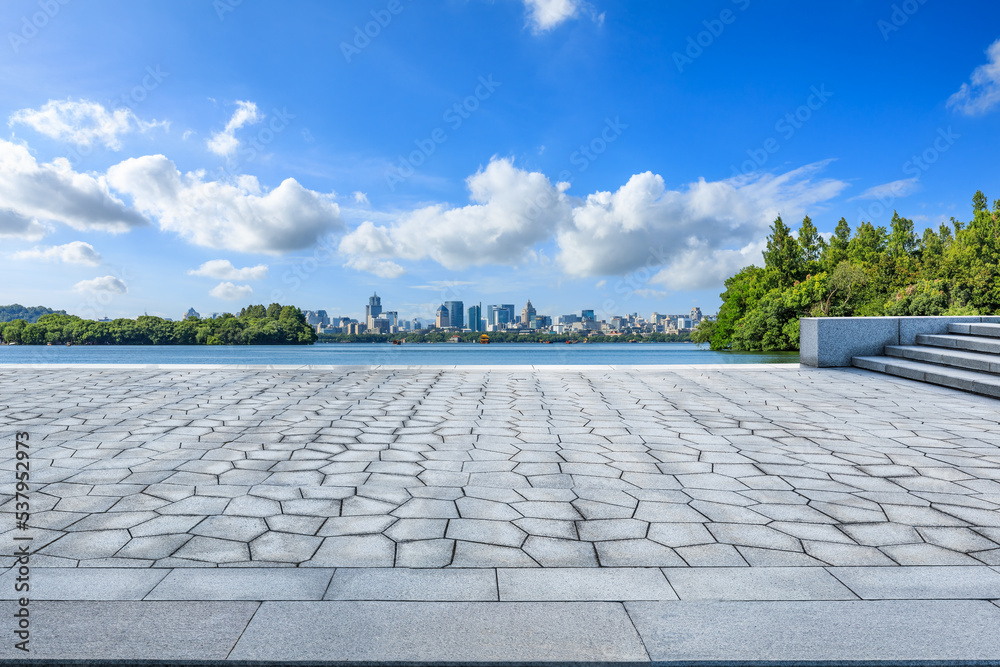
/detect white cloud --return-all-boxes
[556,161,847,278]
[344,256,406,279]
[947,38,1000,115]
[339,157,571,275]
[0,209,47,240]
[650,241,766,292]
[13,241,102,266]
[74,275,126,294]
[0,139,147,233]
[106,154,342,254]
[209,282,253,301]
[9,99,167,150]
[523,0,595,32]
[207,101,262,156]
[353,191,369,205]
[188,259,268,280]
[852,177,920,201]
[409,280,476,291]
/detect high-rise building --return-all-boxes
[383,311,398,327]
[444,301,464,329]
[435,305,450,329]
[521,300,536,327]
[690,307,703,322]
[184,307,200,320]
[467,304,482,332]
[365,293,382,324]
[582,309,595,321]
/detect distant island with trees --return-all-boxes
[693,190,1000,352]
[317,331,691,344]
[0,304,317,345]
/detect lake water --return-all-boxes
[0,342,797,365]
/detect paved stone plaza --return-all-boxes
[3,364,1000,663]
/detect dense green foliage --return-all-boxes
[0,304,66,323]
[319,331,691,344]
[709,191,1000,351]
[0,304,316,345]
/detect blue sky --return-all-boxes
[2,0,999,323]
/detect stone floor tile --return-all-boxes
[625,600,1000,663]
[828,565,1000,599]
[499,567,675,601]
[318,515,396,537]
[803,540,897,566]
[736,547,826,567]
[249,532,323,563]
[446,519,526,548]
[0,568,167,600]
[451,541,538,567]
[148,568,333,600]
[327,568,496,601]
[675,543,748,567]
[116,534,192,560]
[663,567,856,601]
[880,543,982,566]
[522,536,599,567]
[647,522,715,547]
[39,530,132,560]
[595,539,686,567]
[839,522,923,547]
[309,535,396,567]
[173,536,250,563]
[395,539,455,567]
[228,601,647,662]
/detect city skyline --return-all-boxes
[2,2,1000,320]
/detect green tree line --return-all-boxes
[0,304,66,323]
[692,191,1000,352]
[0,304,317,345]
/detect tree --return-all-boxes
[824,217,851,271]
[762,216,804,285]
[798,215,826,266]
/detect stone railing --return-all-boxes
[799,316,1000,367]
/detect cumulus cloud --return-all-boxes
[947,38,1000,115]
[74,275,126,294]
[0,209,47,240]
[852,177,920,201]
[207,101,262,156]
[189,259,268,280]
[353,191,369,205]
[523,0,601,33]
[13,241,102,266]
[0,139,147,233]
[339,158,571,275]
[556,160,847,278]
[209,281,253,301]
[344,256,406,279]
[9,99,167,150]
[106,154,342,253]
[649,241,766,292]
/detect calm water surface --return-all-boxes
[0,342,797,365]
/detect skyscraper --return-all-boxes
[435,304,450,329]
[365,293,382,325]
[582,309,595,321]
[444,301,464,329]
[467,304,482,332]
[521,300,536,328]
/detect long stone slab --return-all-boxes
[498,567,677,601]
[146,567,335,600]
[828,565,1000,600]
[0,601,258,660]
[626,599,1000,662]
[0,567,166,600]
[663,566,856,601]
[229,601,650,662]
[325,568,498,601]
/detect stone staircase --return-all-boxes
[853,322,1000,399]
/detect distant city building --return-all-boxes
[435,305,450,329]
[487,304,515,327]
[365,293,382,325]
[521,300,536,327]
[184,307,200,320]
[690,307,703,322]
[467,304,483,332]
[304,310,329,327]
[677,317,693,330]
[582,309,595,321]
[444,301,464,329]
[369,317,391,334]
[383,311,398,327]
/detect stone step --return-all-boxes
[916,333,1000,355]
[947,322,1000,338]
[852,355,1000,399]
[885,345,1000,375]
